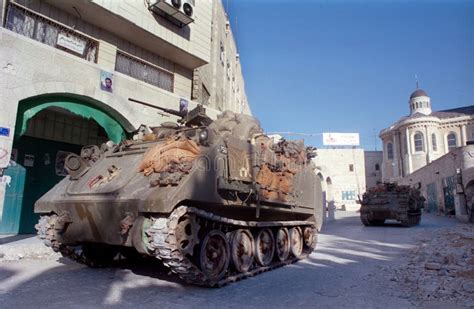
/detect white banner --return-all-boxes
[323,133,360,146]
[57,32,86,55]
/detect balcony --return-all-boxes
[4,2,99,63]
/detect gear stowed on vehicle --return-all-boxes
[35,101,324,287]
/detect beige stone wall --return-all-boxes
[364,151,383,189]
[313,148,366,211]
[398,145,474,216]
[90,0,212,63]
[0,28,221,166]
[192,0,251,115]
[12,0,195,98]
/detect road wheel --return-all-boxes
[255,228,275,266]
[229,229,254,273]
[289,227,303,258]
[275,228,290,262]
[198,230,230,282]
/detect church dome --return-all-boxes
[409,89,428,99]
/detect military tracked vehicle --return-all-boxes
[35,100,323,287]
[360,183,424,227]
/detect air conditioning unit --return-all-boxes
[149,0,194,27]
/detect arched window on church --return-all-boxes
[431,133,437,152]
[447,133,457,150]
[387,142,394,160]
[414,132,424,152]
[375,163,380,171]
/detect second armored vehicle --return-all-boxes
[35,104,324,287]
[360,183,424,227]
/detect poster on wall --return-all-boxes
[24,154,35,167]
[0,126,11,168]
[55,151,73,176]
[100,71,113,93]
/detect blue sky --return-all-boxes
[226,0,474,150]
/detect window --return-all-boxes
[447,133,457,150]
[115,51,174,92]
[220,42,225,65]
[5,3,98,62]
[375,163,380,171]
[387,142,394,160]
[341,191,356,201]
[414,132,424,152]
[349,164,354,172]
[431,133,438,152]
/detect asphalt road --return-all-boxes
[0,211,462,308]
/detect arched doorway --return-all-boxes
[8,94,129,233]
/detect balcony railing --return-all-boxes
[4,2,98,63]
[115,51,174,93]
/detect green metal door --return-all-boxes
[13,136,82,233]
[443,176,456,215]
[426,182,438,213]
[0,163,26,234]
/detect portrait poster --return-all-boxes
[100,70,113,93]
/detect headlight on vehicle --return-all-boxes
[199,129,208,143]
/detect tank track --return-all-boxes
[35,215,106,267]
[146,206,317,287]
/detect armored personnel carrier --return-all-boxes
[35,101,323,287]
[360,183,424,227]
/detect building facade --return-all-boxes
[380,88,474,183]
[313,148,366,212]
[364,151,383,189]
[0,0,249,233]
[192,0,250,114]
[398,144,474,222]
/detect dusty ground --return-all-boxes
[0,212,471,308]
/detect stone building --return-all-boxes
[364,151,383,189]
[380,88,474,183]
[313,148,366,212]
[398,144,474,222]
[0,0,249,233]
[192,0,250,114]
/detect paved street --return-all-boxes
[0,212,467,309]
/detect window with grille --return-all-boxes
[447,133,457,150]
[115,51,174,92]
[414,132,424,152]
[5,3,98,62]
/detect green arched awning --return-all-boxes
[16,98,126,144]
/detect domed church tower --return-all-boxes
[409,87,432,116]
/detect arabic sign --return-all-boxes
[323,133,360,146]
[57,32,86,55]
